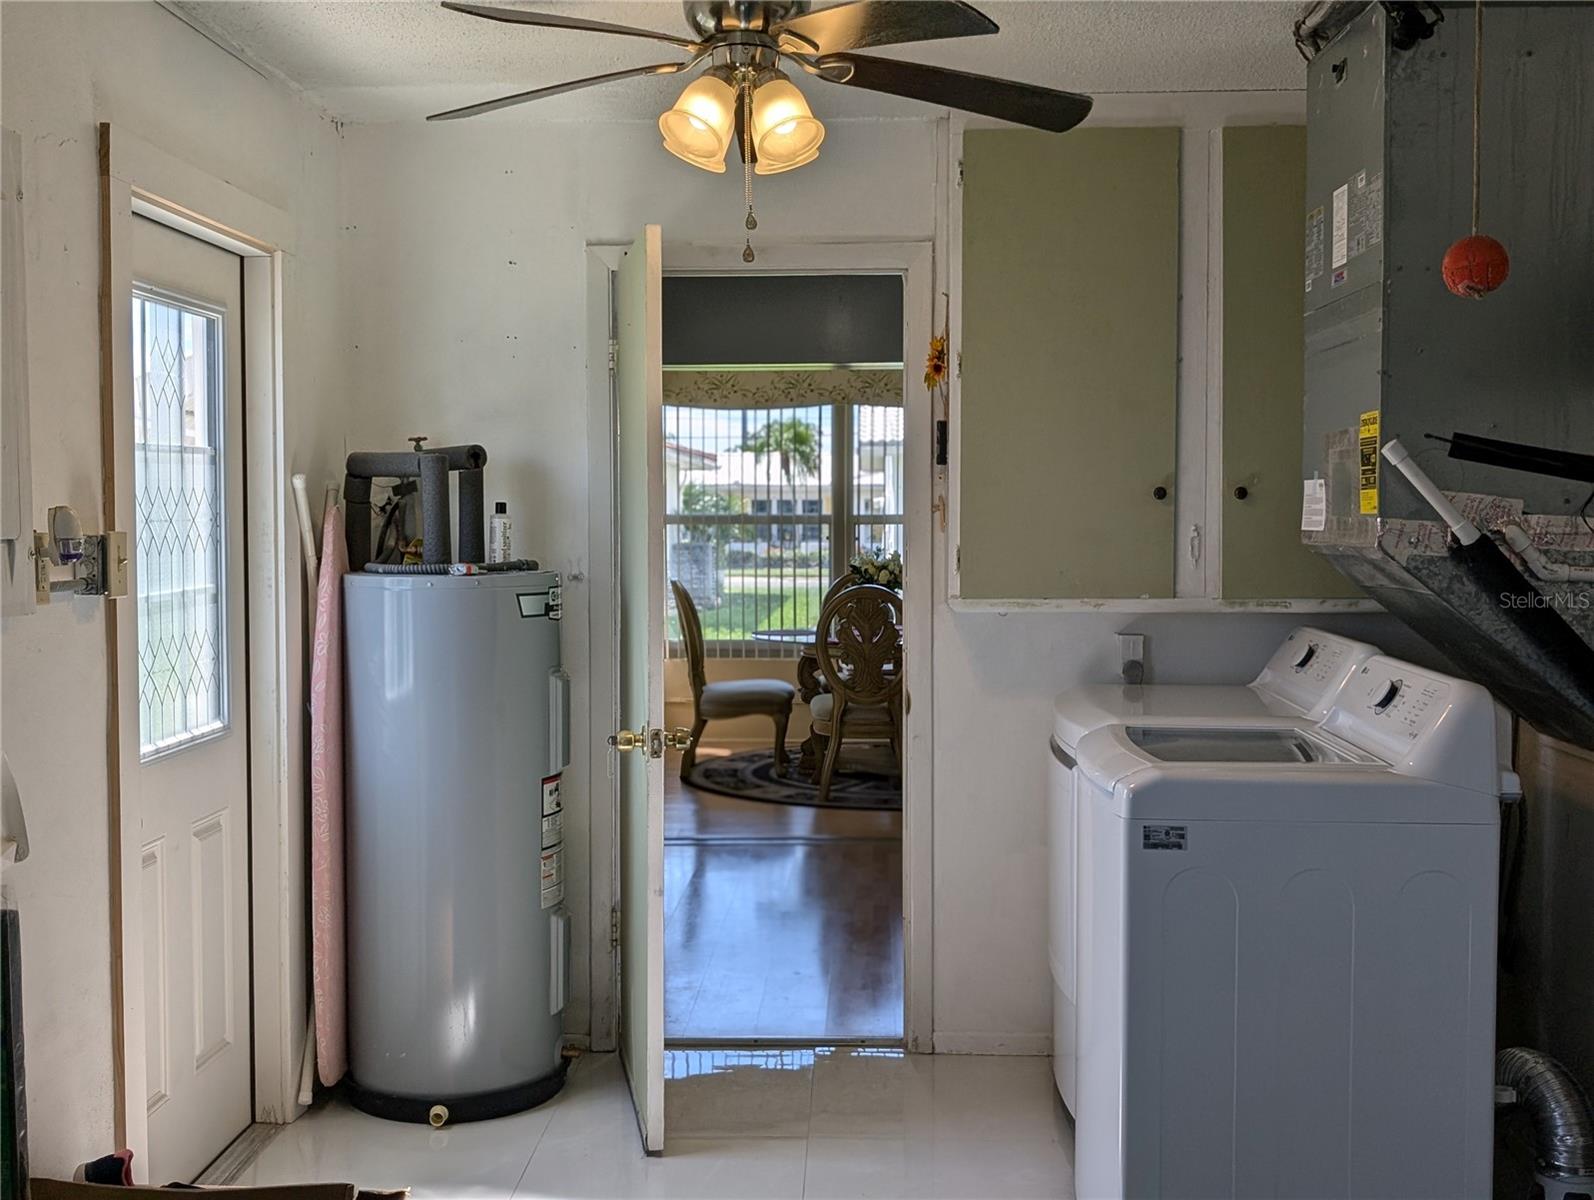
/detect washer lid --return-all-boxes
[1075,723,1499,825]
[1051,685,1287,751]
[1124,725,1377,765]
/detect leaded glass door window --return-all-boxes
[132,288,228,759]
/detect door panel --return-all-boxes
[960,127,1181,599]
[129,215,250,1184]
[615,226,667,1152]
[1221,125,1363,600]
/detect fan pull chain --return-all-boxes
[742,79,757,263]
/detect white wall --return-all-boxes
[334,116,940,1038]
[0,1,341,1174]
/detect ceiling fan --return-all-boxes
[429,1,1091,257]
[430,1,1090,254]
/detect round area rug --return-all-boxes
[685,746,902,811]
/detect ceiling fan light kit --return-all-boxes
[749,71,825,173]
[433,0,1094,255]
[659,67,738,171]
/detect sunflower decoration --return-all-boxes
[924,332,949,393]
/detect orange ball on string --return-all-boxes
[1442,233,1510,298]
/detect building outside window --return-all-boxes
[663,368,904,655]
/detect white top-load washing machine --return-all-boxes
[1072,655,1513,1200]
[1048,628,1380,1112]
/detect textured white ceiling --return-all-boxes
[169,0,1305,124]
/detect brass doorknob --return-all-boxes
[608,729,642,752]
[663,727,694,751]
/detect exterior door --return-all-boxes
[613,225,667,1152]
[129,215,250,1184]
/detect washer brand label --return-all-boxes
[1142,825,1188,851]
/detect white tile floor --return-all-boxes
[229,1048,1074,1199]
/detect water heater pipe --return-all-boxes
[344,444,487,567]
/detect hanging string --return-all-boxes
[742,77,757,263]
[1470,0,1483,235]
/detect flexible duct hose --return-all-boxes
[1498,1047,1594,1179]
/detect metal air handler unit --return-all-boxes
[343,554,571,1122]
[1301,2,1594,750]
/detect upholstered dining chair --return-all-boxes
[809,583,904,804]
[670,579,796,777]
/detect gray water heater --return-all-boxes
[343,568,570,1123]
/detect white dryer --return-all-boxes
[1048,627,1379,1112]
[1072,656,1512,1200]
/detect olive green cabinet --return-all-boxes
[955,123,1366,606]
[1220,125,1363,600]
[959,127,1180,601]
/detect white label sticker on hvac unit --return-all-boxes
[1331,182,1350,269]
[1304,206,1325,292]
[540,843,565,909]
[541,774,563,849]
[1301,478,1328,532]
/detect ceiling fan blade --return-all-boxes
[774,0,996,55]
[816,53,1092,133]
[440,2,703,52]
[427,60,696,121]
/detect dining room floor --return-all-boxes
[214,1047,1075,1199]
[665,747,903,1042]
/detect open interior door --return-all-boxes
[612,225,667,1153]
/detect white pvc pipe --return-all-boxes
[1381,438,1481,545]
[1499,523,1594,583]
[291,474,319,585]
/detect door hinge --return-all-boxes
[610,906,622,949]
[956,159,964,188]
[607,338,618,374]
[955,543,962,573]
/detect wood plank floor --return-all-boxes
[665,747,903,1042]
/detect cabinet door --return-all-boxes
[1221,125,1363,600]
[959,127,1180,600]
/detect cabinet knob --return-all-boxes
[1152,485,1169,501]
[1233,485,1249,501]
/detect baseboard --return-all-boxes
[931,1031,1052,1057]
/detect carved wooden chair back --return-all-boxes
[815,583,904,714]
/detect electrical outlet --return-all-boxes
[1118,633,1146,682]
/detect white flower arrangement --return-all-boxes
[849,546,904,591]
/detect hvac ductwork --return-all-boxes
[1497,1048,1594,1190]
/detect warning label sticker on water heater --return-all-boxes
[541,774,565,909]
[540,844,564,909]
[541,774,563,849]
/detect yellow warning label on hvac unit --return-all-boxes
[1358,409,1381,515]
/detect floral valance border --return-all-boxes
[662,368,902,410]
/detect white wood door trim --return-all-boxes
[100,124,300,1179]
[588,238,937,1054]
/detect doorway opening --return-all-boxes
[659,273,906,1044]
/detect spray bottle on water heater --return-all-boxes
[488,502,512,564]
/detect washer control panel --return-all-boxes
[1320,655,1503,790]
[1252,627,1380,717]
